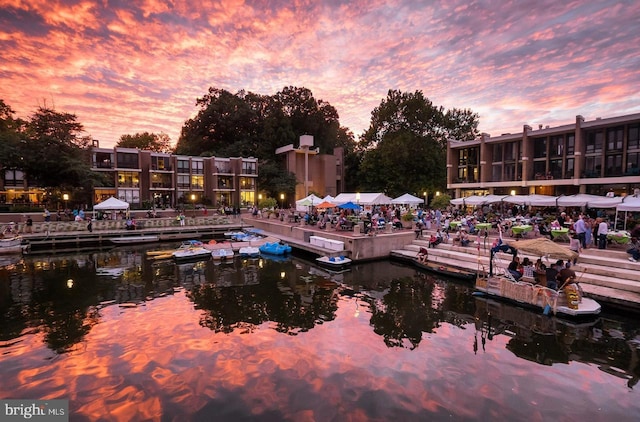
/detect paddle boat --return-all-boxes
[0,235,30,254]
[238,246,260,258]
[211,247,235,261]
[172,240,211,261]
[316,255,352,271]
[258,242,292,256]
[474,238,601,318]
[110,235,159,245]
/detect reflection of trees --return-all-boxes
[367,276,440,349]
[186,260,339,335]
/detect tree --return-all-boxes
[117,132,172,152]
[357,90,479,197]
[0,100,27,170]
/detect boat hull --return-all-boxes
[238,247,260,257]
[212,248,235,260]
[316,256,352,271]
[475,275,601,318]
[110,235,159,245]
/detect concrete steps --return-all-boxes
[392,235,640,310]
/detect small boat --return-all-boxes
[475,238,601,318]
[211,247,235,261]
[0,236,29,254]
[316,255,352,271]
[96,267,126,278]
[238,246,260,257]
[172,240,211,261]
[110,235,159,245]
[258,242,292,255]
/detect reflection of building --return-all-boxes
[90,142,258,208]
[276,135,344,200]
[447,113,640,198]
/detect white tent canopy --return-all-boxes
[295,194,323,211]
[333,192,393,206]
[93,197,130,210]
[391,193,424,205]
[556,194,622,208]
[503,194,558,207]
[322,195,335,202]
[617,195,640,212]
[450,194,509,206]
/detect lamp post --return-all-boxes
[191,193,196,217]
[258,193,262,206]
[63,193,69,214]
[355,192,360,223]
[280,193,285,210]
[423,191,427,208]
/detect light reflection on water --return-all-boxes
[0,248,639,421]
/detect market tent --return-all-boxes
[337,201,361,210]
[94,197,130,210]
[450,195,483,206]
[315,201,337,209]
[503,194,557,207]
[616,195,640,212]
[391,193,424,205]
[296,194,323,211]
[322,195,335,202]
[556,194,622,208]
[333,193,393,206]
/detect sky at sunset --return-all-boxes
[1,0,639,148]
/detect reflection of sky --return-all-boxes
[1,1,639,147]
[1,291,638,420]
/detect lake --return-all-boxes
[1,246,639,421]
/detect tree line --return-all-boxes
[0,87,479,207]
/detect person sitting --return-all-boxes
[460,231,470,247]
[507,257,523,281]
[521,257,535,279]
[545,261,562,290]
[392,216,403,230]
[429,234,441,248]
[414,220,424,239]
[417,247,428,263]
[627,237,640,263]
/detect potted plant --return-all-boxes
[401,212,415,229]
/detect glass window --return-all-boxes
[503,163,515,181]
[586,131,604,153]
[191,175,204,189]
[177,175,190,189]
[549,136,563,157]
[606,154,623,176]
[629,124,640,150]
[626,152,639,175]
[584,157,600,178]
[151,173,172,189]
[504,142,517,161]
[533,138,546,158]
[549,159,562,179]
[564,158,574,179]
[533,161,546,179]
[177,160,189,173]
[458,149,468,166]
[492,144,503,162]
[4,170,24,186]
[242,161,257,174]
[607,126,624,151]
[492,164,502,181]
[117,172,139,187]
[116,152,138,169]
[239,177,255,190]
[218,176,233,189]
[457,167,467,182]
[566,134,575,155]
[192,161,204,174]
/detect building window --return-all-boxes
[215,161,231,173]
[152,156,170,171]
[549,159,562,179]
[240,191,255,206]
[242,161,257,174]
[626,152,639,175]
[116,152,138,169]
[504,163,516,181]
[566,134,575,155]
[586,131,604,153]
[564,158,575,179]
[458,149,468,166]
[93,152,114,168]
[218,176,233,189]
[584,156,601,178]
[151,173,172,189]
[4,170,24,186]
[492,164,502,182]
[177,175,190,189]
[177,160,189,173]
[239,177,255,190]
[628,124,640,150]
[504,142,517,161]
[117,172,139,188]
[606,154,623,176]
[607,126,624,151]
[533,137,546,158]
[533,161,546,179]
[492,144,503,162]
[192,161,204,174]
[549,136,563,157]
[191,175,204,189]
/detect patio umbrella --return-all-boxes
[316,201,337,209]
[505,238,577,261]
[337,201,361,210]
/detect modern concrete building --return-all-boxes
[276,135,345,201]
[447,113,640,198]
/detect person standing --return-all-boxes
[25,216,33,233]
[584,216,593,248]
[87,217,93,233]
[574,214,586,249]
[597,218,609,249]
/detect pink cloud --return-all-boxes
[0,0,638,147]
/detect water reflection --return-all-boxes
[1,249,640,419]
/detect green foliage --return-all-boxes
[402,212,416,222]
[256,160,297,202]
[259,197,277,210]
[357,90,478,197]
[117,132,172,152]
[430,193,452,210]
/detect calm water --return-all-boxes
[1,246,640,421]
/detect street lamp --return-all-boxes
[280,193,285,209]
[258,193,262,206]
[423,191,427,207]
[191,193,196,217]
[63,193,69,213]
[355,192,361,223]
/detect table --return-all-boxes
[511,225,533,237]
[551,228,570,241]
[475,223,492,231]
[607,232,630,245]
[449,221,462,229]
